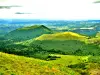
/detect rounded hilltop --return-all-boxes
[35,32,87,40]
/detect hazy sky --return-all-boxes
[0,0,100,20]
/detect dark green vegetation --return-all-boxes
[0,25,100,75]
[5,25,53,41]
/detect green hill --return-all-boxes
[5,25,53,41]
[1,31,100,75]
[1,52,100,75]
[0,52,84,75]
[17,32,100,57]
[35,32,87,40]
[96,32,100,38]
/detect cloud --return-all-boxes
[15,12,32,14]
[0,0,7,2]
[0,0,100,20]
[0,5,22,9]
[94,0,100,3]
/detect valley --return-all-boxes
[0,20,100,75]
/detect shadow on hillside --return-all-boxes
[30,40,100,56]
[0,40,100,60]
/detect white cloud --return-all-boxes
[0,0,100,20]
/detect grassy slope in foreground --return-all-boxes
[35,32,87,40]
[1,52,100,75]
[5,25,52,41]
[0,52,90,75]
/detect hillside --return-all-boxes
[5,25,53,41]
[0,52,85,75]
[35,32,87,40]
[1,30,100,75]
[16,32,100,57]
[72,28,97,36]
[0,25,23,36]
[96,32,100,38]
[1,52,100,75]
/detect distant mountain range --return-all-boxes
[0,19,100,37]
[0,19,100,24]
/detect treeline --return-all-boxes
[0,39,100,60]
[0,40,61,60]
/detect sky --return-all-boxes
[0,0,100,20]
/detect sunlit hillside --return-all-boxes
[1,52,100,75]
[35,32,87,40]
[96,32,100,38]
[0,52,86,75]
[0,0,100,75]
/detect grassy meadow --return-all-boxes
[1,52,100,75]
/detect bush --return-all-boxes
[68,63,87,69]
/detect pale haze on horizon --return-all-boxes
[0,0,100,20]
